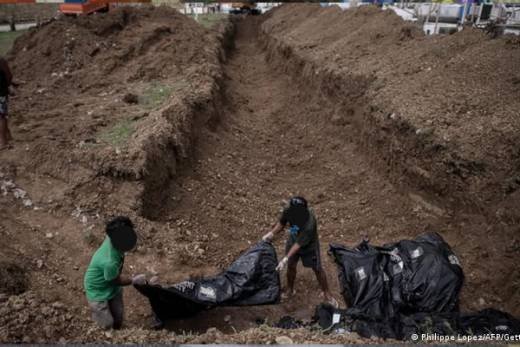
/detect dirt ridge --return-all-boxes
[260,4,520,220]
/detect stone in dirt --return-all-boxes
[275,336,294,344]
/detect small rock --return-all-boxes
[224,314,231,323]
[36,259,44,269]
[13,188,27,199]
[478,297,486,306]
[45,232,53,239]
[73,265,79,271]
[52,301,64,309]
[23,199,33,207]
[275,336,293,344]
[81,215,88,224]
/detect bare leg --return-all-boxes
[108,291,124,330]
[314,267,339,308]
[313,267,331,296]
[286,258,298,294]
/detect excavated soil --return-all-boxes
[0,4,519,344]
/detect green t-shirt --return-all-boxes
[84,237,124,302]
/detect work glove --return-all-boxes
[132,274,148,285]
[276,256,289,272]
[262,231,274,242]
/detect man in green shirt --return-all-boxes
[84,216,147,330]
[263,196,338,307]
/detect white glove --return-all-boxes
[276,256,289,272]
[132,274,148,285]
[262,231,274,242]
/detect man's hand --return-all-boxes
[262,231,274,242]
[276,256,289,272]
[131,274,148,285]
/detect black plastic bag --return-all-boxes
[135,241,280,321]
[313,304,520,341]
[385,232,464,314]
[313,303,399,339]
[328,241,394,318]
[458,308,520,335]
[329,232,464,319]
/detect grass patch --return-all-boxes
[98,118,135,147]
[0,30,25,56]
[138,82,174,110]
[192,13,228,29]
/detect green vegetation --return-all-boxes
[138,82,175,110]
[192,13,228,29]
[98,118,135,147]
[0,30,25,56]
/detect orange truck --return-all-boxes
[59,0,151,16]
[0,0,150,16]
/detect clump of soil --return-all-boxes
[0,261,28,295]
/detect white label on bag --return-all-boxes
[393,261,404,274]
[356,267,367,281]
[332,313,341,324]
[199,285,217,300]
[448,254,461,266]
[410,247,423,259]
[174,281,195,292]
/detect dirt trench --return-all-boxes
[139,17,507,333]
[1,10,518,342]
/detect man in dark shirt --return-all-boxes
[263,196,337,307]
[0,57,14,150]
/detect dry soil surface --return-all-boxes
[0,6,518,344]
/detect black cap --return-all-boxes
[106,216,137,252]
[289,196,308,208]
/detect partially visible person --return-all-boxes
[263,196,338,307]
[0,57,16,150]
[84,216,148,330]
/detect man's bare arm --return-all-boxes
[263,222,284,241]
[112,274,132,286]
[285,242,301,259]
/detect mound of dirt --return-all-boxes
[2,6,225,217]
[262,4,520,214]
[9,6,210,89]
